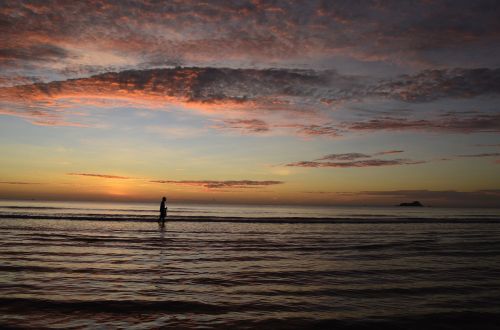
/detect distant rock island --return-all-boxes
[399,201,424,207]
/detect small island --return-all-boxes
[399,201,424,207]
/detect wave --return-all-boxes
[0,205,241,214]
[219,312,500,330]
[0,297,223,314]
[0,297,307,314]
[0,213,499,223]
[1,297,500,329]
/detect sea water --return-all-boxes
[0,201,499,328]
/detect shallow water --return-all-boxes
[1,200,499,222]
[1,201,500,328]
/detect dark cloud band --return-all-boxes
[67,173,132,179]
[150,180,283,189]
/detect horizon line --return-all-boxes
[1,197,499,209]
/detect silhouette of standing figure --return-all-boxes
[159,197,167,227]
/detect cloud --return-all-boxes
[346,113,500,133]
[371,68,500,102]
[286,150,422,168]
[374,150,404,155]
[316,150,404,161]
[286,159,425,168]
[316,153,371,161]
[457,153,500,158]
[0,103,89,127]
[212,119,269,133]
[1,66,500,131]
[0,67,353,128]
[2,0,500,83]
[4,67,500,105]
[0,44,71,63]
[1,65,500,138]
[0,67,350,105]
[150,179,283,189]
[212,120,343,138]
[283,124,342,138]
[0,75,43,88]
[0,67,355,132]
[67,173,132,179]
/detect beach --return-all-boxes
[0,201,499,328]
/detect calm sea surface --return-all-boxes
[1,201,500,329]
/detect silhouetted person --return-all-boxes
[159,197,167,227]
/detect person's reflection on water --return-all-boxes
[159,196,168,229]
[155,219,167,291]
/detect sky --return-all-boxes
[0,0,499,207]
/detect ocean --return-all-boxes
[1,200,500,329]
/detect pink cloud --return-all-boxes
[0,106,88,127]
